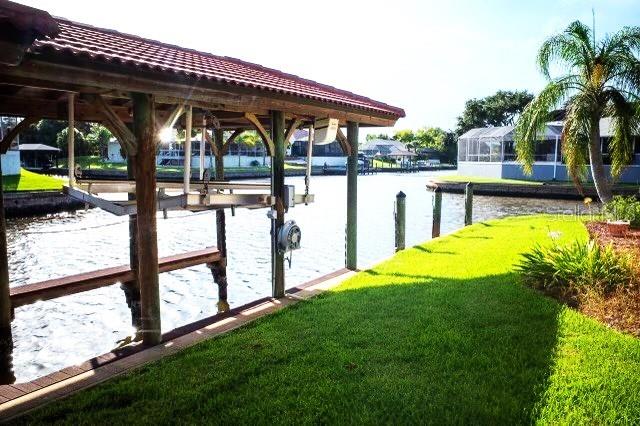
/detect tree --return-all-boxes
[415,127,447,151]
[515,21,640,202]
[366,133,392,141]
[85,123,113,158]
[456,90,534,135]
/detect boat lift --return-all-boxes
[64,178,315,216]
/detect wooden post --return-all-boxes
[183,105,192,193]
[199,116,206,180]
[211,128,229,312]
[132,92,161,346]
[464,182,473,226]
[346,122,358,270]
[432,186,442,238]
[67,93,75,187]
[395,191,406,251]
[121,156,141,329]
[271,110,286,298]
[0,160,15,384]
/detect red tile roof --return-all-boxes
[27,18,405,119]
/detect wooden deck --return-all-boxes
[11,247,222,308]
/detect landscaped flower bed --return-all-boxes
[519,218,640,337]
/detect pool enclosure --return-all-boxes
[457,119,640,183]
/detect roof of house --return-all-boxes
[459,117,632,142]
[18,143,60,152]
[25,17,404,119]
[360,138,408,151]
[458,124,563,141]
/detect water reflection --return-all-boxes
[6,171,585,382]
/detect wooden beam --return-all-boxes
[335,127,352,156]
[222,129,244,155]
[157,102,184,131]
[0,116,39,154]
[10,248,222,309]
[245,112,274,156]
[131,92,161,346]
[284,118,303,146]
[86,94,136,154]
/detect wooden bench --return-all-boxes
[10,247,222,308]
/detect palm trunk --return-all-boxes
[588,117,613,203]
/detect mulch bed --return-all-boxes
[585,221,640,254]
[579,221,640,337]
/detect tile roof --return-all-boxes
[27,17,405,119]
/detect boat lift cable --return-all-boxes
[304,124,314,205]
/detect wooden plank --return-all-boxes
[10,248,221,308]
[132,92,161,346]
[0,116,39,154]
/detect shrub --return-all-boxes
[603,195,640,228]
[250,160,260,167]
[517,240,636,296]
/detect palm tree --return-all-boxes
[515,21,640,202]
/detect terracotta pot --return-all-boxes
[606,220,630,237]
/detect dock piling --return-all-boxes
[122,156,142,329]
[464,182,473,226]
[212,128,229,312]
[432,186,442,238]
[346,122,359,270]
[0,160,15,384]
[395,191,406,251]
[271,111,286,298]
[132,92,162,346]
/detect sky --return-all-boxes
[16,0,640,140]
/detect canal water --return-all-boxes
[7,171,584,382]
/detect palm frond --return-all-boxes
[514,78,575,174]
[604,89,639,178]
[561,96,591,194]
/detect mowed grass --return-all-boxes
[436,174,543,185]
[2,169,64,191]
[19,216,640,424]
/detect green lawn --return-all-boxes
[2,169,64,192]
[19,216,640,424]
[436,174,543,185]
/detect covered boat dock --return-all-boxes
[0,0,404,385]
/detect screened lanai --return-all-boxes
[457,124,563,163]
